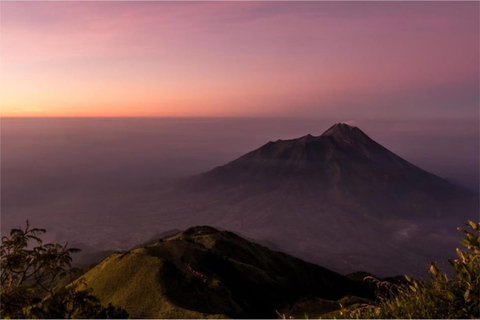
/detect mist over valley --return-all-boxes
[2,117,478,276]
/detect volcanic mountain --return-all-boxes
[188,123,472,218]
[78,226,372,318]
[122,123,478,275]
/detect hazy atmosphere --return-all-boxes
[2,117,478,274]
[1,1,479,319]
[2,2,478,118]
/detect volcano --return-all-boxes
[189,123,472,219]
[136,123,477,275]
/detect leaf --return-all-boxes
[464,289,470,301]
[446,291,457,301]
[27,235,43,244]
[467,220,478,231]
[460,239,470,248]
[10,229,23,236]
[30,228,46,235]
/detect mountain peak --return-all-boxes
[322,123,358,137]
[319,122,375,147]
[192,122,464,196]
[324,122,356,131]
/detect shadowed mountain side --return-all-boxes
[187,123,474,219]
[78,226,371,319]
[130,123,477,276]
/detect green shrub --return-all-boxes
[343,220,479,319]
[1,221,129,319]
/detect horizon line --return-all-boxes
[1,115,478,121]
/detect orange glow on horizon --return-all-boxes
[1,1,478,119]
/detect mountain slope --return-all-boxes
[78,226,370,319]
[97,123,477,276]
[189,123,471,218]
[137,123,476,276]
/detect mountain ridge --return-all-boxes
[78,226,372,319]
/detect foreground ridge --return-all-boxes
[78,226,372,319]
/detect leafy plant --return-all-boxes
[1,221,128,319]
[343,220,479,319]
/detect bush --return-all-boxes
[1,221,128,319]
[343,220,479,319]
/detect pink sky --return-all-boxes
[1,1,478,118]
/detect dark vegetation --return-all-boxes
[333,221,479,319]
[0,221,128,319]
[1,220,478,319]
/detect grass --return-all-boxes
[76,226,370,318]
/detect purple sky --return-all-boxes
[1,1,478,118]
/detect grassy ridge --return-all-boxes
[77,226,371,318]
[79,250,223,318]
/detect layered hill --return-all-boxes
[78,226,371,319]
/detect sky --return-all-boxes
[1,1,479,118]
